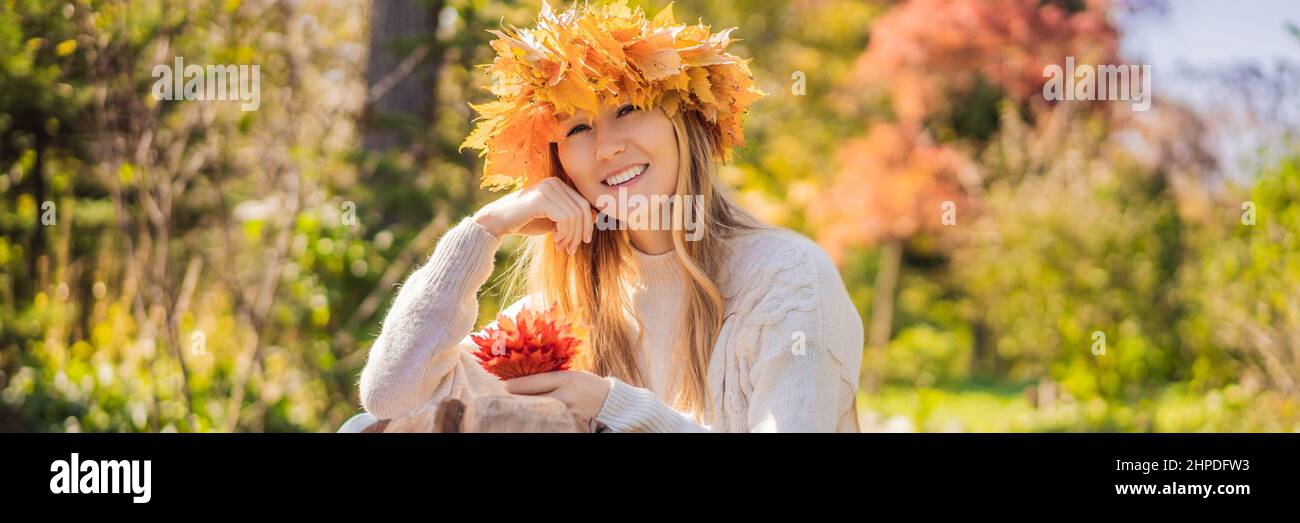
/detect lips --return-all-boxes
[602,163,649,186]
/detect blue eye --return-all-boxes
[565,105,635,137]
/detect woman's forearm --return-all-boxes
[358,217,504,419]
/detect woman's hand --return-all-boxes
[505,370,613,431]
[471,177,595,255]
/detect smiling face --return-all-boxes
[554,97,680,222]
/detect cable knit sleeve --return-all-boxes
[739,244,861,432]
[358,217,519,420]
[595,376,713,432]
[595,233,864,432]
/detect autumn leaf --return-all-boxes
[625,29,682,82]
[481,102,556,191]
[684,68,715,107]
[470,304,584,380]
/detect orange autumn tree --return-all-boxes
[848,0,1117,127]
[812,0,1120,384]
[811,122,975,366]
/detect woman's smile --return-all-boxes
[602,163,650,187]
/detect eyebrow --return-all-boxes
[560,113,591,125]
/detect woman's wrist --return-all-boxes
[471,209,505,239]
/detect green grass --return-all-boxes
[858,379,1300,433]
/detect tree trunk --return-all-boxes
[869,239,902,348]
[28,134,46,298]
[864,238,902,392]
[362,0,442,153]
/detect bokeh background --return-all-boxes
[1,0,1297,432]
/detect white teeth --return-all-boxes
[604,164,647,186]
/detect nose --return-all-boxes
[595,128,626,162]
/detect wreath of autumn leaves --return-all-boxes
[460,1,767,192]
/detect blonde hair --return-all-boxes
[502,109,764,418]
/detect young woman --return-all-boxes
[351,2,863,432]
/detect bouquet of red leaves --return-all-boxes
[470,304,583,380]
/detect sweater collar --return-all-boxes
[629,244,684,289]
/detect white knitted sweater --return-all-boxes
[358,217,864,432]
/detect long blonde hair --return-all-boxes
[502,109,764,418]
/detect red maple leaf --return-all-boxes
[470,304,582,380]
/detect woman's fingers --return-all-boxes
[563,185,594,245]
[540,184,582,254]
[540,178,577,249]
[505,372,564,395]
[541,188,576,253]
[537,193,569,250]
[551,180,593,247]
[566,191,581,253]
[481,177,597,245]
[522,177,595,255]
[572,196,586,250]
